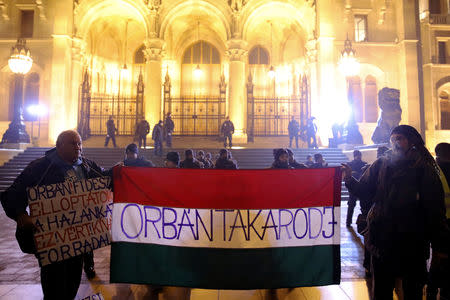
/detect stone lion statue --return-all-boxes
[371,87,402,144]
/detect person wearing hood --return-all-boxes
[342,125,450,300]
[271,148,291,169]
[286,149,307,169]
[1,130,106,300]
[215,149,238,169]
[180,149,203,168]
[123,143,154,167]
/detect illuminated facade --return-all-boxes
[0,0,448,148]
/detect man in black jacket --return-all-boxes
[123,143,154,167]
[164,113,175,148]
[215,149,237,169]
[221,116,234,148]
[288,116,300,148]
[104,115,118,147]
[180,149,203,168]
[135,119,150,149]
[342,125,449,300]
[152,120,164,156]
[346,150,368,226]
[1,130,107,300]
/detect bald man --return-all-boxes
[1,130,106,300]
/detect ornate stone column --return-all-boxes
[70,38,85,137]
[226,39,248,144]
[143,38,164,127]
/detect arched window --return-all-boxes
[348,76,363,122]
[134,45,145,64]
[24,72,40,121]
[364,75,378,122]
[249,46,269,65]
[182,41,220,64]
[440,90,450,129]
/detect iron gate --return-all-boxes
[247,74,310,136]
[167,95,225,135]
[78,70,144,137]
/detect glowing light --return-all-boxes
[194,64,203,78]
[27,104,47,117]
[8,39,33,75]
[268,65,276,79]
[339,36,360,77]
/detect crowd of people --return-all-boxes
[1,124,449,300]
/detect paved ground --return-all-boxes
[0,202,381,300]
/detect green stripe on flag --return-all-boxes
[110,242,340,289]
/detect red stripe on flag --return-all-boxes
[113,167,341,209]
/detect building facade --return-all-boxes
[0,0,448,148]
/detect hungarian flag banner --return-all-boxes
[110,167,341,289]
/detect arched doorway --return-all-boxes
[166,40,225,135]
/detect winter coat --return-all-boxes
[124,157,154,167]
[136,120,150,137]
[164,117,175,136]
[348,159,368,179]
[290,160,307,169]
[106,119,117,136]
[345,148,449,261]
[152,124,164,142]
[215,158,237,169]
[221,121,234,136]
[180,158,203,169]
[288,120,300,136]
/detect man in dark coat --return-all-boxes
[135,119,150,149]
[1,130,106,300]
[342,125,449,300]
[180,149,203,169]
[221,116,234,148]
[164,112,175,148]
[288,116,300,148]
[215,149,238,169]
[152,120,164,156]
[304,154,314,168]
[305,117,318,149]
[346,150,368,226]
[123,143,154,167]
[104,115,118,147]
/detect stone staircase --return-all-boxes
[0,147,349,200]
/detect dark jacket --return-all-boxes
[271,161,292,169]
[164,117,175,135]
[288,120,300,136]
[290,160,307,169]
[180,158,203,169]
[198,158,212,169]
[106,119,117,136]
[345,149,449,259]
[311,162,328,168]
[348,159,368,179]
[152,124,164,141]
[124,157,154,167]
[221,120,234,136]
[136,120,150,137]
[1,148,105,221]
[215,158,237,169]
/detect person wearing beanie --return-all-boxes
[165,151,180,168]
[270,148,291,169]
[180,149,203,168]
[123,143,154,167]
[342,125,449,300]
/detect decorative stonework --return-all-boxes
[343,0,352,23]
[226,39,248,62]
[72,38,86,63]
[35,0,46,21]
[0,1,9,21]
[228,0,246,12]
[305,39,317,64]
[143,38,165,61]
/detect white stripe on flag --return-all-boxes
[112,204,340,248]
